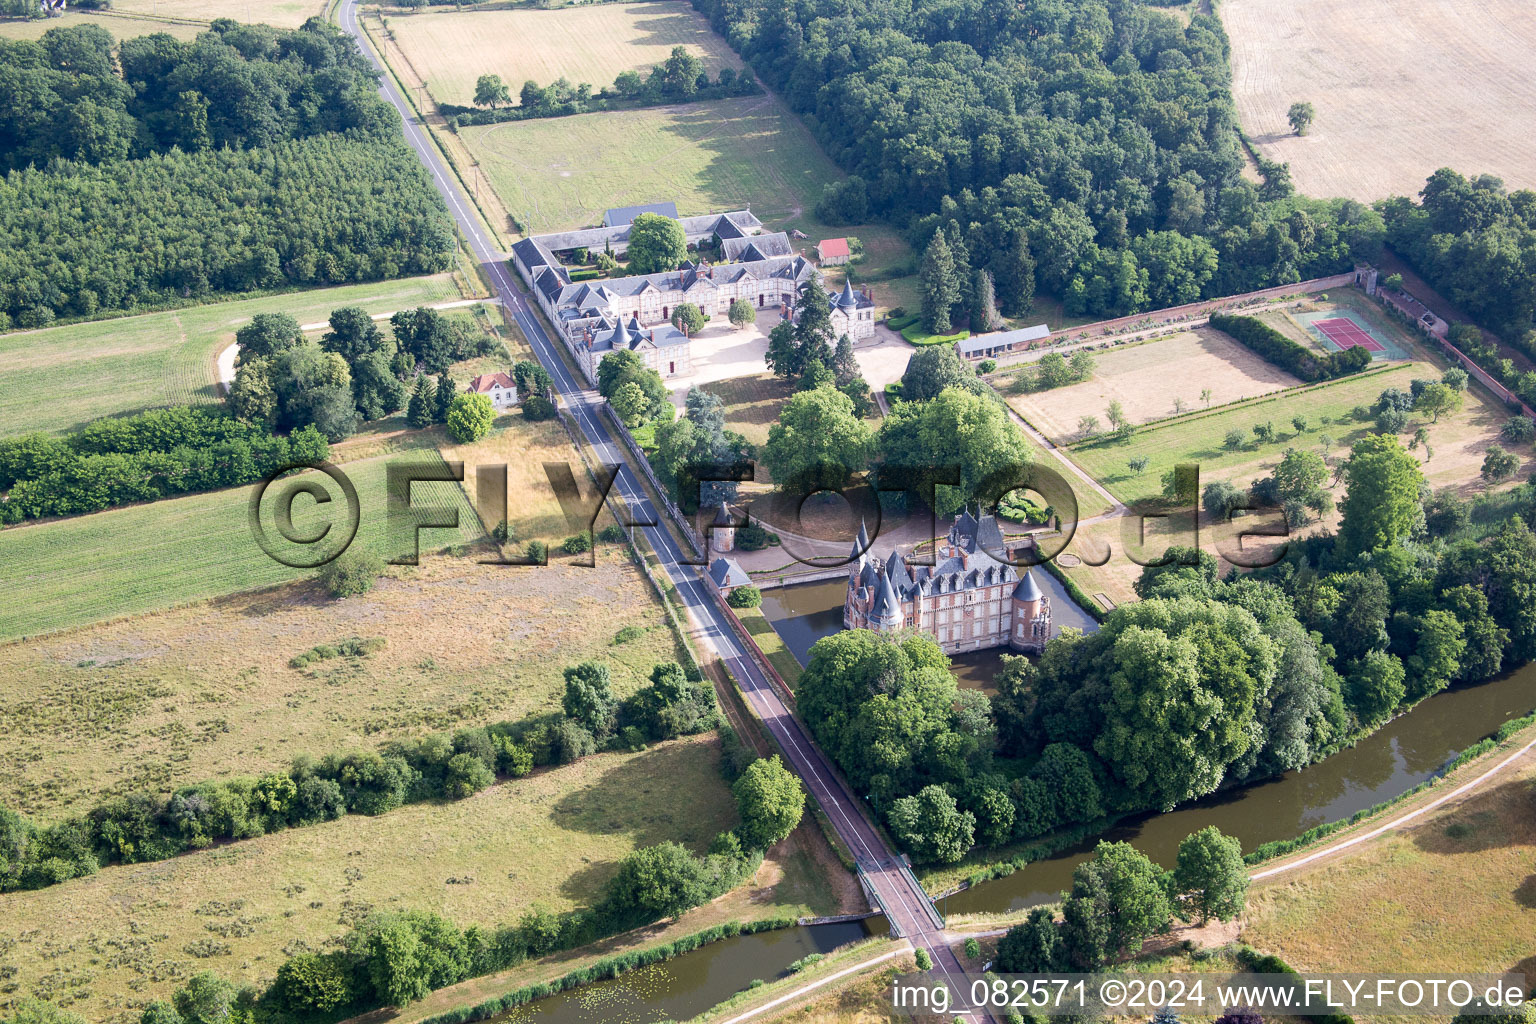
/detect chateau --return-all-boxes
[844,509,1052,654]
[510,206,875,383]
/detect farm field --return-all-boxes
[0,273,464,437]
[0,549,673,818]
[0,447,486,644]
[1243,755,1536,979]
[998,327,1302,444]
[1223,0,1536,200]
[388,2,743,109]
[0,11,204,40]
[0,734,740,1022]
[459,96,901,245]
[110,0,328,27]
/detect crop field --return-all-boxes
[463,97,873,236]
[999,327,1302,444]
[1224,0,1536,201]
[0,734,736,1021]
[0,448,488,644]
[388,2,743,108]
[1243,755,1536,978]
[0,545,674,817]
[0,12,204,39]
[0,274,464,438]
[111,0,327,28]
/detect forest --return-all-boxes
[691,0,1385,318]
[0,21,454,326]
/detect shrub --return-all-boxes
[964,937,981,960]
[735,523,770,550]
[274,952,355,1013]
[978,359,997,374]
[597,523,626,543]
[446,393,495,443]
[914,948,932,970]
[318,550,385,599]
[726,585,762,609]
[1501,416,1535,444]
[614,624,646,644]
[522,395,556,421]
[525,540,548,562]
[562,533,592,554]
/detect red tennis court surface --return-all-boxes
[1314,317,1385,352]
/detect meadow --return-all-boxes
[0,735,739,1021]
[0,273,465,437]
[1243,756,1536,979]
[1224,0,1536,200]
[387,2,743,108]
[110,0,328,27]
[0,543,675,818]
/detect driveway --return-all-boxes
[667,312,781,397]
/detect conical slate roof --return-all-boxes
[868,565,902,625]
[835,279,860,308]
[1013,569,1043,603]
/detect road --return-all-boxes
[335,2,986,1015]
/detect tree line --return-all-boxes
[445,47,757,127]
[0,658,721,893]
[0,22,454,327]
[0,406,328,523]
[691,0,1385,320]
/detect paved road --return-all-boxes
[336,3,986,1015]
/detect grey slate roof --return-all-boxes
[586,314,689,354]
[709,557,752,589]
[956,323,1050,355]
[721,231,793,262]
[604,201,678,226]
[1013,569,1043,603]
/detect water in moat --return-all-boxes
[486,919,880,1023]
[758,580,1536,916]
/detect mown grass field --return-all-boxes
[699,372,797,449]
[388,2,743,108]
[0,447,484,643]
[0,274,464,437]
[461,96,897,242]
[0,734,738,1021]
[0,11,204,39]
[1243,756,1536,980]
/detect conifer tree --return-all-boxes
[921,230,960,334]
[433,371,456,424]
[406,375,436,429]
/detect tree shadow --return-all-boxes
[1410,779,1533,855]
[1513,874,1536,909]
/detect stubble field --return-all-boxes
[0,12,204,40]
[110,0,327,27]
[1224,0,1536,200]
[387,2,742,108]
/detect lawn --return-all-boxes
[0,734,739,1021]
[1242,757,1536,979]
[388,2,743,108]
[0,274,465,437]
[0,446,486,644]
[699,372,798,449]
[460,96,897,241]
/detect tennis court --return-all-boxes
[1294,307,1410,360]
[1314,316,1385,352]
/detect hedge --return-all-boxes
[1232,946,1355,1024]
[0,407,329,523]
[1208,312,1372,383]
[1039,556,1106,623]
[417,918,797,1024]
